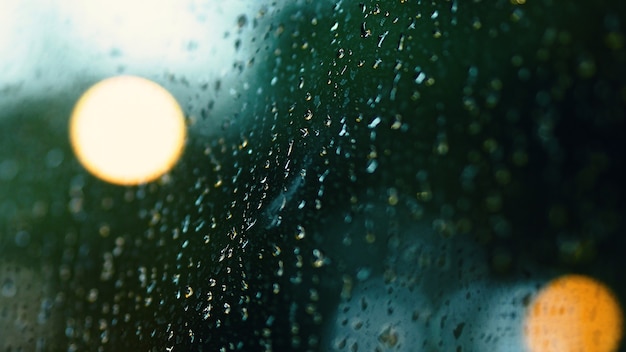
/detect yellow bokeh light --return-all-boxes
[70,76,186,185]
[524,274,623,352]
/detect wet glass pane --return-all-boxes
[1,0,625,351]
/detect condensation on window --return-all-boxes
[1,0,625,351]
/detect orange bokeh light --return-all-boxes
[524,274,623,352]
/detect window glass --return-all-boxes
[1,0,624,351]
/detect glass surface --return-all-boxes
[1,0,625,351]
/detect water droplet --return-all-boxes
[295,225,306,240]
[366,159,378,173]
[1,278,16,297]
[14,230,30,247]
[185,286,194,298]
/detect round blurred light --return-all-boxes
[323,276,432,351]
[70,76,186,185]
[524,274,623,352]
